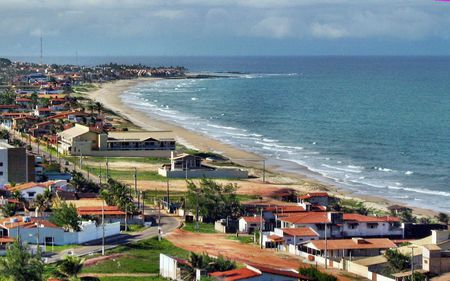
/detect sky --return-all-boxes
[1,0,450,56]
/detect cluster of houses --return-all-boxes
[229,192,450,281]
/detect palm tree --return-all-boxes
[53,255,85,280]
[437,212,449,225]
[0,241,44,281]
[1,202,17,217]
[34,189,52,218]
[94,101,103,115]
[10,190,28,213]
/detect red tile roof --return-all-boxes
[267,234,284,242]
[0,104,19,109]
[8,182,47,192]
[281,227,319,237]
[298,192,329,200]
[278,212,330,224]
[0,216,58,229]
[343,214,400,223]
[210,268,260,281]
[307,238,397,251]
[77,206,125,216]
[240,216,264,224]
[251,265,312,280]
[0,236,14,243]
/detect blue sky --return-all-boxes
[1,0,450,56]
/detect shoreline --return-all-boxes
[87,78,441,218]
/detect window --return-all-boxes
[0,171,3,176]
[0,162,3,167]
[348,223,359,230]
[367,223,378,229]
[27,192,36,197]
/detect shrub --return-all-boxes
[299,266,337,281]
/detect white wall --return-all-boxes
[160,253,179,280]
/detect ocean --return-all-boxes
[16,56,450,212]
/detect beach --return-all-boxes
[87,78,440,218]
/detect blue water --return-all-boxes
[13,56,450,212]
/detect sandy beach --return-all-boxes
[86,78,440,218]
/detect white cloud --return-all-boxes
[311,23,348,39]
[251,16,293,38]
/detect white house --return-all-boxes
[0,216,120,246]
[277,212,403,239]
[7,182,50,201]
[263,227,319,249]
[239,216,264,234]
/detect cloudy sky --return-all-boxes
[1,0,450,56]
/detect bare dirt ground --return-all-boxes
[166,229,355,281]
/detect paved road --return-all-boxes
[45,214,179,263]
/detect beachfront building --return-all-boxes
[277,212,403,239]
[301,238,397,259]
[297,192,331,210]
[158,152,248,179]
[57,124,175,157]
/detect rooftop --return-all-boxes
[307,238,397,251]
[281,227,319,237]
[108,131,175,142]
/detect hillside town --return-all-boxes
[0,57,448,281]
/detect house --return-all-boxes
[239,216,265,234]
[76,206,142,225]
[29,121,54,137]
[0,104,19,113]
[263,227,319,249]
[57,124,175,157]
[7,182,49,201]
[301,238,397,259]
[277,212,403,239]
[0,215,120,246]
[297,192,330,210]
[158,152,248,179]
[0,142,36,186]
[12,116,38,131]
[209,264,312,281]
[33,107,53,117]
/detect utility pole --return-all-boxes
[409,245,417,281]
[134,167,138,209]
[158,199,161,241]
[262,160,266,183]
[195,188,199,230]
[166,176,170,213]
[324,222,328,269]
[106,157,109,178]
[99,163,102,185]
[260,207,263,249]
[101,200,105,255]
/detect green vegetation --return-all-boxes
[125,224,146,233]
[227,235,254,244]
[0,241,44,281]
[50,201,81,231]
[183,222,217,233]
[384,249,411,276]
[436,212,449,225]
[186,178,242,222]
[45,244,81,253]
[86,165,166,181]
[85,156,167,164]
[97,277,164,281]
[299,266,337,281]
[100,178,136,212]
[53,255,85,280]
[182,252,236,280]
[0,202,17,217]
[82,238,189,274]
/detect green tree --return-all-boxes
[0,202,17,217]
[50,202,81,231]
[94,101,103,115]
[101,178,136,212]
[34,189,52,217]
[398,208,416,223]
[384,249,411,274]
[436,212,449,225]
[0,241,44,281]
[10,190,28,212]
[53,255,85,281]
[186,178,242,222]
[299,266,337,281]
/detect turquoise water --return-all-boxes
[119,57,450,213]
[17,55,450,212]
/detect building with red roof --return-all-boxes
[239,216,265,234]
[209,265,312,281]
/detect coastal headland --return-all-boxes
[86,77,440,218]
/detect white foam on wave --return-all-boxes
[405,171,414,175]
[373,166,395,172]
[322,164,362,173]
